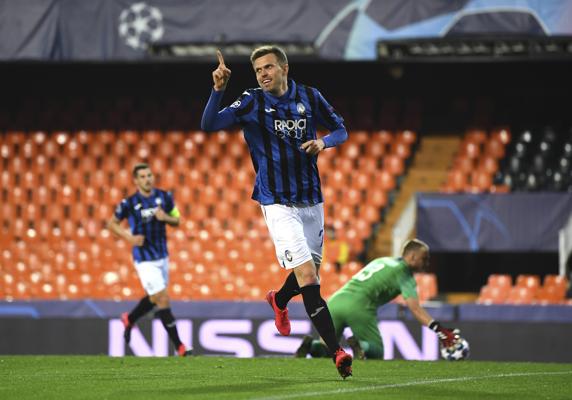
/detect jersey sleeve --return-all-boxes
[399,272,419,300]
[227,90,256,124]
[163,191,175,213]
[114,199,129,221]
[314,89,345,131]
[201,89,255,131]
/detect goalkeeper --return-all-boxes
[295,239,458,359]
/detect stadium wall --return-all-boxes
[1,301,571,362]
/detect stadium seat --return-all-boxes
[459,140,481,159]
[446,169,467,192]
[383,155,404,176]
[543,274,569,291]
[487,274,512,289]
[515,274,541,294]
[505,286,534,305]
[477,285,509,305]
[535,286,564,305]
[364,140,386,158]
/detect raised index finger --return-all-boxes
[216,50,226,67]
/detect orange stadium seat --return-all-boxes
[350,171,371,191]
[484,138,505,159]
[392,141,411,159]
[468,170,493,193]
[487,274,513,289]
[543,274,569,292]
[465,129,487,145]
[455,155,474,174]
[372,130,393,145]
[366,189,388,208]
[490,127,511,145]
[446,169,467,192]
[459,139,481,159]
[505,286,534,305]
[375,170,396,191]
[357,156,378,171]
[396,130,417,145]
[515,274,541,294]
[364,140,386,160]
[535,286,564,305]
[477,285,508,304]
[383,155,404,176]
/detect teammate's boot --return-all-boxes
[295,335,314,358]
[178,344,193,357]
[266,290,291,336]
[121,312,132,344]
[347,336,365,360]
[334,348,353,379]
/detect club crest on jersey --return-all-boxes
[296,102,306,114]
[230,100,241,108]
[274,118,306,140]
[141,207,158,223]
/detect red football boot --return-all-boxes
[266,290,291,336]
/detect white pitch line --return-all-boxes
[253,370,572,400]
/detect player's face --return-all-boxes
[134,168,154,195]
[412,248,430,270]
[253,53,288,96]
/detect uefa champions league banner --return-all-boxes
[1,0,572,61]
[417,193,572,252]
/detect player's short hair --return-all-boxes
[132,163,151,178]
[402,239,429,256]
[250,45,288,66]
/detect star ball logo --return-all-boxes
[119,2,164,50]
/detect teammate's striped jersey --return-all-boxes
[114,189,175,263]
[331,257,418,309]
[212,79,345,205]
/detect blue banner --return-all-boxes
[417,193,572,252]
[1,0,572,60]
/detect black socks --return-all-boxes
[300,284,339,355]
[156,308,183,348]
[128,296,155,325]
[275,271,300,309]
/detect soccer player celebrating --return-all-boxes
[295,239,460,360]
[108,163,192,357]
[201,46,352,378]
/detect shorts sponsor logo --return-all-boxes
[285,250,293,262]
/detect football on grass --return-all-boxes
[441,336,470,361]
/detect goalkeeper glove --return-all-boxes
[429,320,457,348]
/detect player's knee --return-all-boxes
[151,291,170,308]
[294,263,319,286]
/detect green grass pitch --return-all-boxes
[1,356,571,399]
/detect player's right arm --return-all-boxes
[107,216,144,246]
[201,50,237,132]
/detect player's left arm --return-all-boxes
[405,297,458,347]
[155,192,180,227]
[301,89,347,155]
[155,207,180,226]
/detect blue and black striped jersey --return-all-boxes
[114,189,175,263]
[204,79,346,205]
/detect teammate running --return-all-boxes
[108,163,192,357]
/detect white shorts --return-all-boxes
[134,257,170,295]
[261,203,324,270]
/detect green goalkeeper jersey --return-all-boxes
[331,257,418,309]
